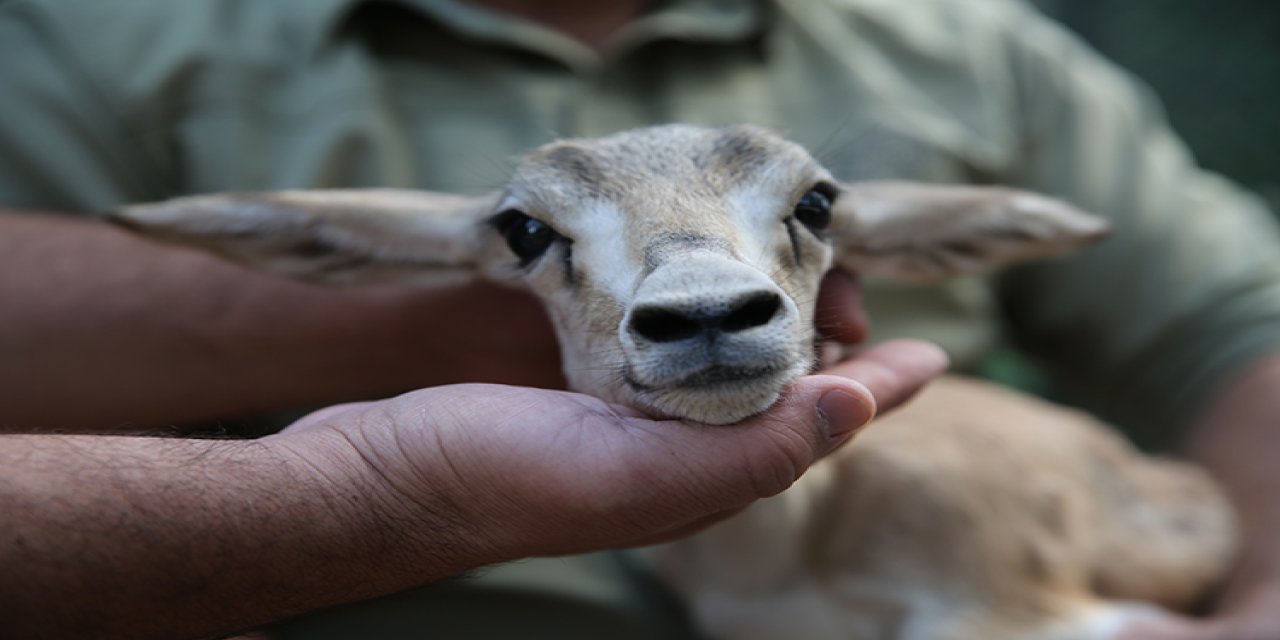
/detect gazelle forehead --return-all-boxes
[507,124,822,215]
[498,125,831,300]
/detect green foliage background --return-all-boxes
[1033,0,1280,211]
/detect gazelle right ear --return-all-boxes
[109,189,500,285]
[829,181,1111,282]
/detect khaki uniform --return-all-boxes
[3,0,1279,636]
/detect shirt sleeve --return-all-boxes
[991,4,1280,449]
[0,1,170,213]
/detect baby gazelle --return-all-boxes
[112,124,1235,639]
[112,124,1106,424]
[650,376,1234,640]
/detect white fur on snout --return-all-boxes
[620,252,808,424]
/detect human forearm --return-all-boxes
[0,341,946,639]
[0,209,562,429]
[1183,352,1280,613]
[1121,354,1280,639]
[0,431,481,640]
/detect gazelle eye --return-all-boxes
[492,210,561,266]
[793,184,836,232]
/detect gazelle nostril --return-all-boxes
[630,292,783,344]
[721,292,782,333]
[631,307,703,343]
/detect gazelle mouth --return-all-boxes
[623,363,786,393]
[621,360,798,424]
[678,364,784,389]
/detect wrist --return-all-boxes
[1,432,486,639]
[264,414,500,579]
[1215,546,1280,614]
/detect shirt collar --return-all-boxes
[297,0,767,69]
[282,0,366,57]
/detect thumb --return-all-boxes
[723,374,879,497]
[652,339,947,505]
[598,341,944,549]
[586,375,876,550]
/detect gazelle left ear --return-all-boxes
[109,188,500,285]
[828,181,1111,282]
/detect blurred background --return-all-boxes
[1033,0,1280,212]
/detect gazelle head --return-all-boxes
[111,124,1108,424]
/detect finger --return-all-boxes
[647,342,944,499]
[746,373,878,452]
[613,347,944,544]
[814,339,845,370]
[609,374,875,517]
[821,339,949,414]
[815,269,870,344]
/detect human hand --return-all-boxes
[816,269,871,345]
[1120,583,1280,640]
[387,280,567,389]
[1127,354,1280,640]
[275,339,945,570]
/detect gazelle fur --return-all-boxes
[111,124,1235,639]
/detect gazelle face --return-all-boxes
[482,126,837,422]
[111,124,1109,425]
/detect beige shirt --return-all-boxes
[3,0,1279,450]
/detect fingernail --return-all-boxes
[817,389,874,439]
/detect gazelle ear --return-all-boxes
[830,181,1111,282]
[109,189,500,285]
